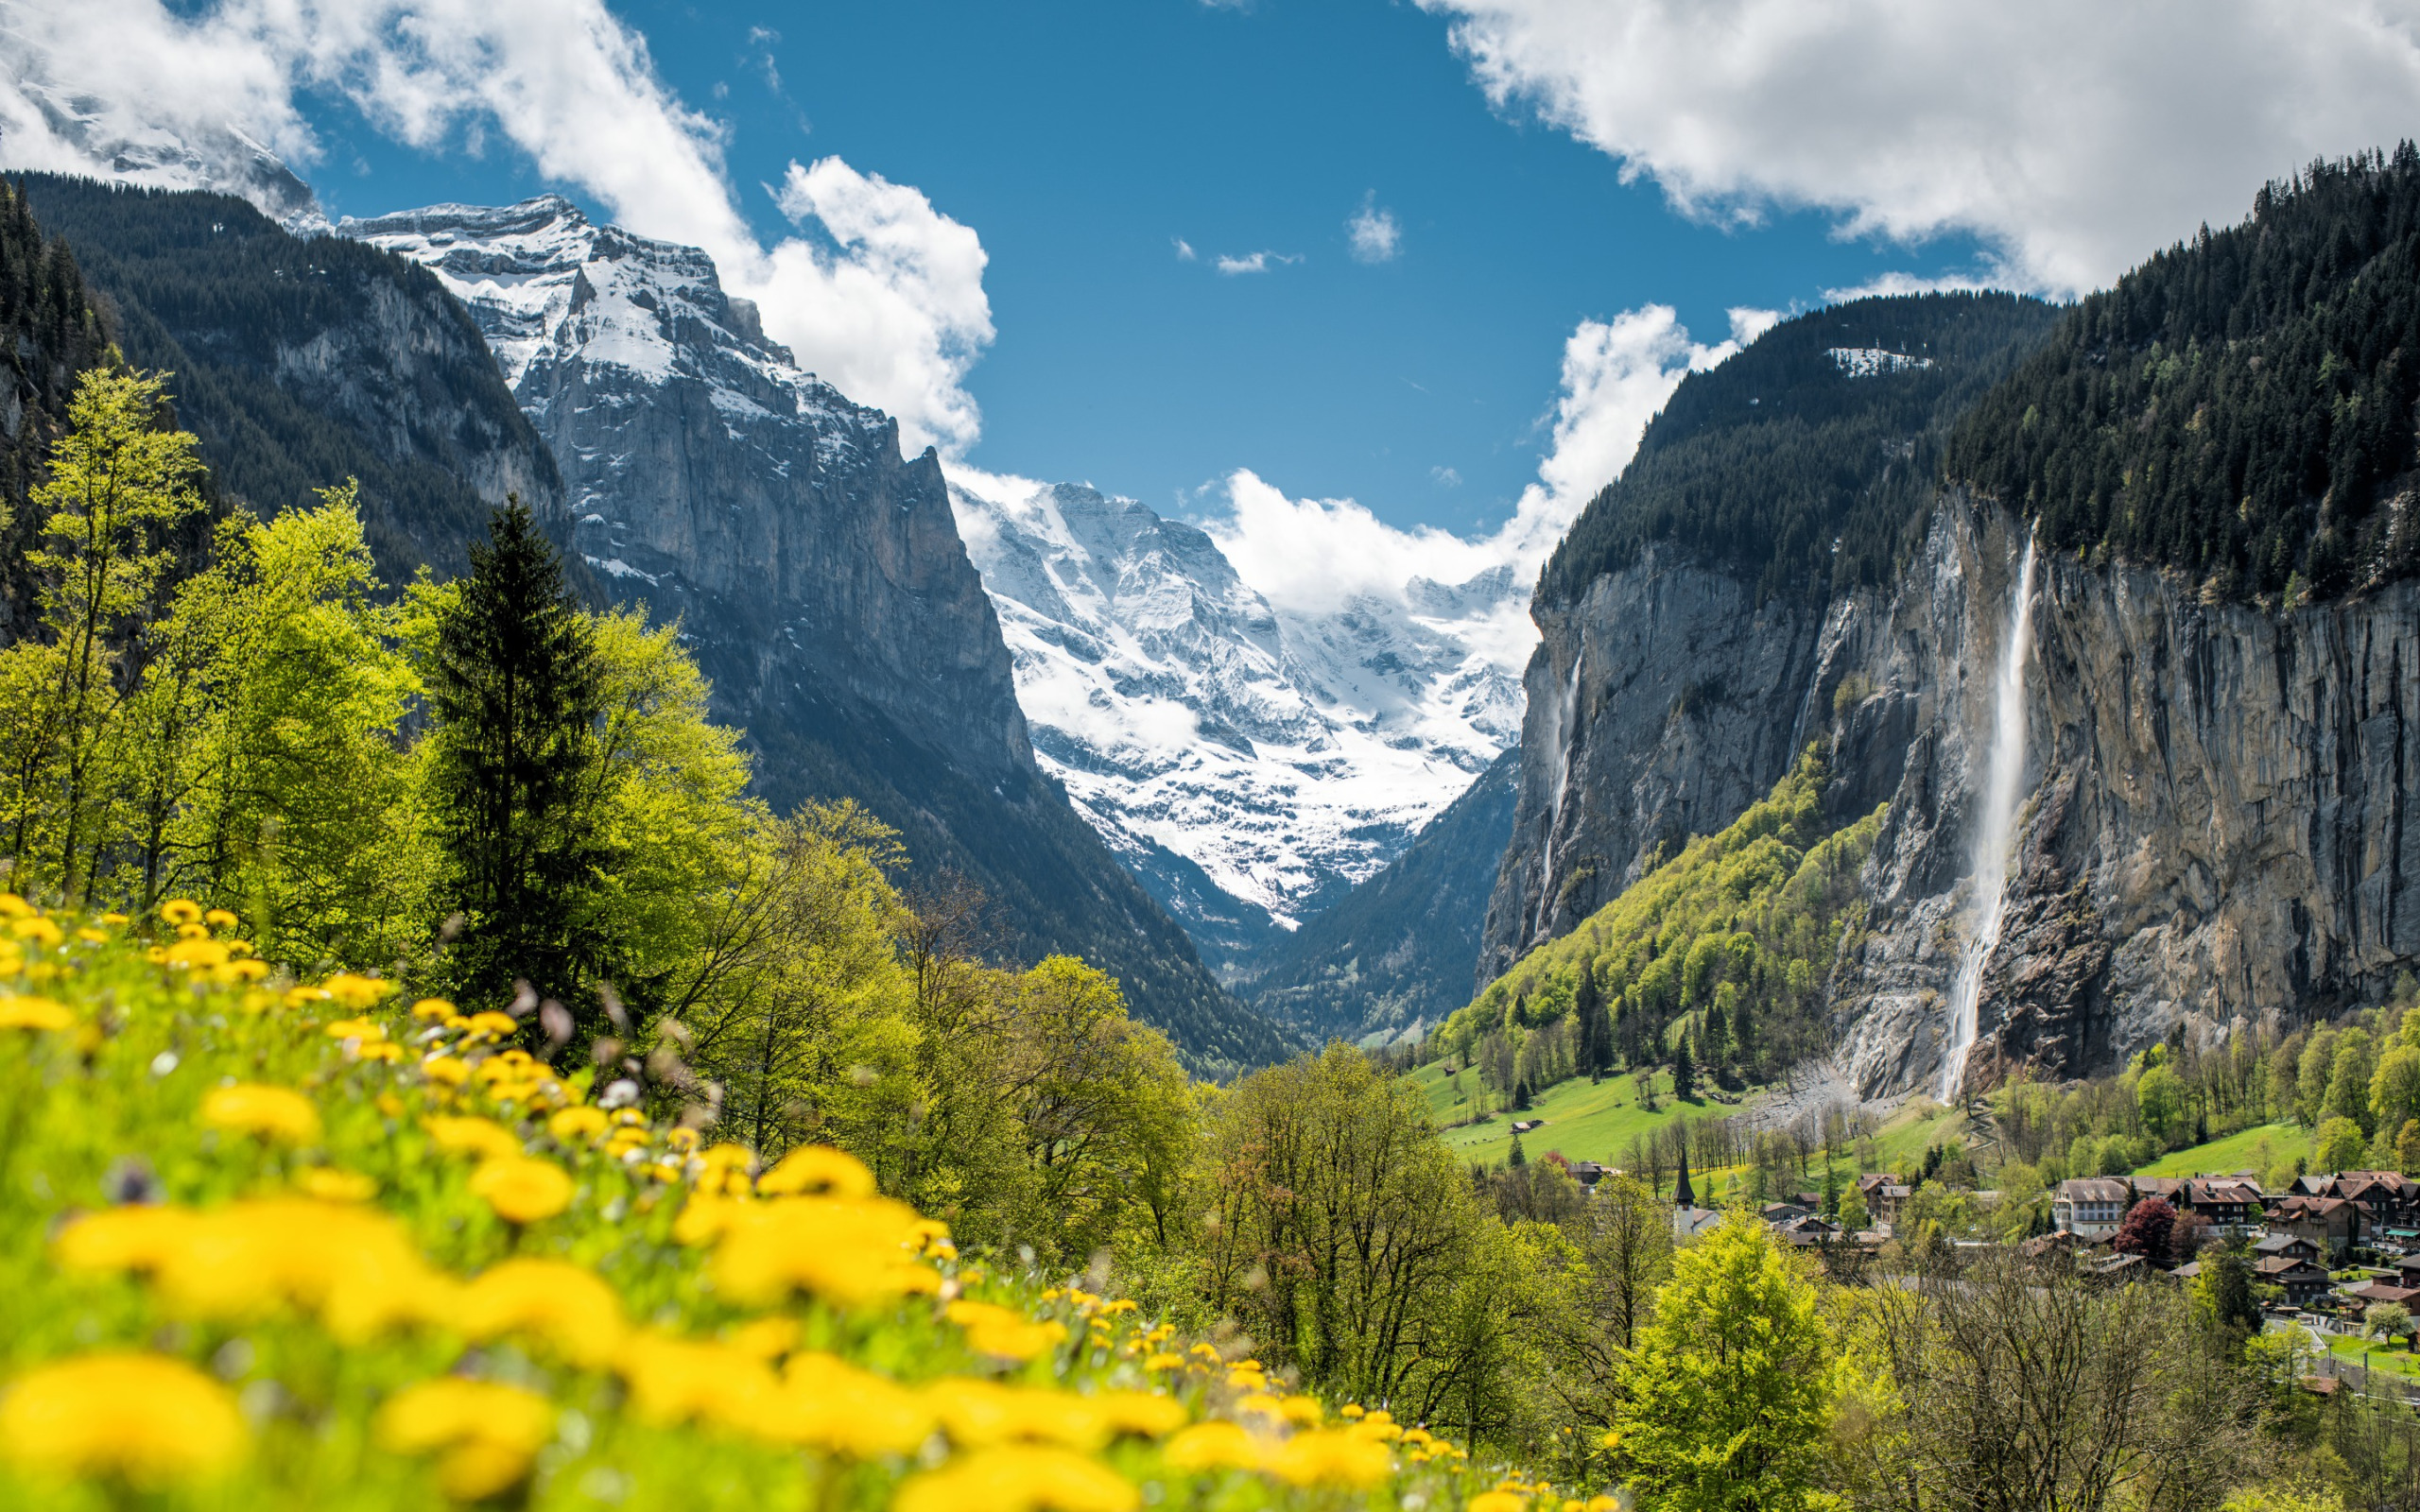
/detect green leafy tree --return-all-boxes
[423,501,605,1012]
[1839,1181,1870,1236]
[2136,1062,2185,1144]
[2315,1115,2368,1174]
[0,369,204,898]
[1611,1211,1834,1512]
[2325,1027,2378,1135]
[2373,1045,2420,1143]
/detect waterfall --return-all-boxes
[1533,655,1586,927]
[1938,535,2039,1106]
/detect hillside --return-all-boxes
[0,180,112,644]
[17,175,564,584]
[1243,747,1520,1044]
[1539,292,2060,610]
[1949,146,2420,600]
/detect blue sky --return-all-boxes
[19,1,2417,559]
[280,0,1995,535]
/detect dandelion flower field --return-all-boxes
[0,897,1584,1510]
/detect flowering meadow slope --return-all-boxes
[0,898,1593,1510]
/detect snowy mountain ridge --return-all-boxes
[949,472,1525,972]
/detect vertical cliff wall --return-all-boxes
[1493,491,2420,1095]
[343,199,1288,1073]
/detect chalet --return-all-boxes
[1568,1161,1610,1189]
[1872,1184,1914,1231]
[2394,1253,2420,1287]
[2180,1178,2262,1234]
[2052,1177,2132,1240]
[2254,1255,2335,1306]
[1760,1201,1813,1225]
[2255,1233,2324,1265]
[2269,1194,2362,1255]
[2345,1280,2420,1310]
[2091,1252,2152,1283]
[1771,1214,1843,1246]
[1856,1173,1902,1202]
[1509,1119,1546,1135]
[2133,1177,2187,1208]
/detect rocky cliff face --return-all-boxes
[342,199,1286,1072]
[20,176,562,584]
[1493,495,2420,1094]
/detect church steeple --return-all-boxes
[1674,1144,1696,1208]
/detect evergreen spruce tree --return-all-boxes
[1576,966,1605,1077]
[1509,1131,1528,1168]
[1671,1033,1697,1103]
[425,501,604,1012]
[1512,1077,1532,1112]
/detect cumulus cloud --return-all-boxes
[0,0,994,455]
[1203,302,1763,673]
[1215,249,1299,275]
[1347,194,1402,263]
[1417,0,2420,296]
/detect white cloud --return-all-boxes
[1431,465,1462,488]
[1215,249,1299,275]
[0,0,994,455]
[1347,194,1402,263]
[1417,0,2420,297]
[1173,236,1198,261]
[1202,302,1760,675]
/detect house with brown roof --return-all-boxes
[2181,1178,2262,1235]
[2053,1178,2132,1240]
[1871,1184,1914,1232]
[2255,1255,2335,1306]
[2269,1194,2362,1257]
[2346,1280,2420,1310]
[2256,1233,2324,1265]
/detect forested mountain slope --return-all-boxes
[1478,156,2420,1097]
[1485,294,2058,977]
[16,176,564,583]
[343,199,1288,1074]
[0,180,111,644]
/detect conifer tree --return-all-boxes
[424,500,604,1010]
[1509,1131,1527,1168]
[1672,1032,1697,1103]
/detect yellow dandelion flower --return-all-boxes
[1161,1420,1270,1472]
[666,1126,700,1153]
[284,985,331,1010]
[706,1195,936,1307]
[73,927,106,944]
[1141,1352,1185,1373]
[163,938,230,971]
[947,1300,1069,1363]
[893,1445,1140,1512]
[424,1116,520,1160]
[1267,1427,1392,1488]
[421,1056,472,1088]
[1599,1429,1621,1450]
[175,921,211,941]
[324,1016,388,1041]
[227,959,269,984]
[202,908,238,929]
[1089,1392,1188,1439]
[11,916,62,946]
[410,998,458,1022]
[0,893,27,917]
[0,995,73,1031]
[457,1259,627,1366]
[160,899,202,927]
[1586,1497,1623,1511]
[925,1379,1111,1452]
[320,973,393,1010]
[202,1084,321,1143]
[299,1168,378,1203]
[1468,1494,1530,1512]
[461,1011,517,1037]
[0,1352,246,1486]
[754,1143,875,1197]
[546,1105,610,1143]
[756,1352,936,1457]
[354,1040,404,1064]
[375,1378,552,1503]
[725,1315,798,1361]
[1274,1395,1325,1427]
[469,1157,574,1225]
[614,1332,775,1429]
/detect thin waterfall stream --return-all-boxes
[1937,535,2039,1105]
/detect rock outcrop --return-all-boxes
[1492,491,2420,1094]
[344,199,1288,1072]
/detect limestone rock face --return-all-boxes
[1493,497,2420,1093]
[345,198,1284,1071]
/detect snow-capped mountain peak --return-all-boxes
[950,472,1525,971]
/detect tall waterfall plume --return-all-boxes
[1532,655,1586,930]
[1938,535,2040,1105]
